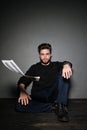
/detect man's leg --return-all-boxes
[15,99,52,113]
[54,72,71,122]
[16,101,52,113]
[16,86,54,112]
[57,72,70,105]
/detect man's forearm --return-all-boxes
[18,83,27,94]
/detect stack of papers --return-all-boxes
[2,60,24,75]
[1,60,40,81]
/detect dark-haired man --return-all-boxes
[16,43,72,122]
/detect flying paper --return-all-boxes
[1,60,40,81]
[2,60,24,75]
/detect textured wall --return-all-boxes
[0,0,87,98]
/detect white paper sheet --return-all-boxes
[2,60,24,75]
[1,60,40,81]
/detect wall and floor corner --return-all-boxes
[0,0,87,99]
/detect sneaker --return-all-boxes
[54,103,69,122]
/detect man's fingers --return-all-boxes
[25,98,29,105]
[18,91,32,106]
[62,64,73,79]
[62,72,65,78]
[62,70,72,79]
[18,98,21,103]
[28,95,32,100]
[67,70,72,78]
[18,95,32,106]
[25,96,32,105]
[23,98,26,105]
[21,99,24,105]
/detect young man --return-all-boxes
[16,43,72,122]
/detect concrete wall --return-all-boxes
[0,0,87,98]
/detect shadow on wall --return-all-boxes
[68,77,74,99]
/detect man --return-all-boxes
[16,43,72,122]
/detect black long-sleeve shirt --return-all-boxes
[17,61,72,102]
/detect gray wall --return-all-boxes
[0,0,87,98]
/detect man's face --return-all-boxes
[39,49,52,65]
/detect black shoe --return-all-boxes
[54,104,69,122]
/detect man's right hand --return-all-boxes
[18,92,32,106]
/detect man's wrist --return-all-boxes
[63,61,72,68]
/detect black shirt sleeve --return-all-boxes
[56,61,72,74]
[63,61,72,68]
[17,65,35,88]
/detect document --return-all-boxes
[1,60,40,81]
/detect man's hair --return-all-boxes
[38,43,52,53]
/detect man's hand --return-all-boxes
[62,64,72,79]
[18,91,32,106]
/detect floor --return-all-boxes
[0,98,87,130]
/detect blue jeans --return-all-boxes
[16,73,70,112]
[56,72,70,105]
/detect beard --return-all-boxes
[40,58,51,65]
